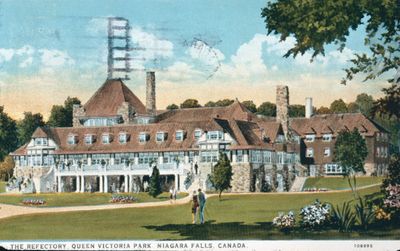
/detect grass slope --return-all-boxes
[1,185,397,240]
[0,182,5,193]
[303,176,383,190]
[0,192,187,207]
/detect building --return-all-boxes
[8,73,389,193]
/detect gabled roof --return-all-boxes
[83,79,147,117]
[32,127,50,138]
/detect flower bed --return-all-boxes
[272,211,295,232]
[110,194,137,203]
[300,199,331,229]
[302,187,329,192]
[21,198,46,206]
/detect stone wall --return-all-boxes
[146,71,156,115]
[72,104,85,127]
[276,85,290,140]
[117,101,135,124]
[231,163,252,192]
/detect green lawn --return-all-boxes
[0,185,398,240]
[0,192,187,207]
[0,181,5,193]
[303,176,383,190]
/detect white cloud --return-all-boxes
[39,49,74,67]
[0,48,15,62]
[16,45,35,56]
[19,57,33,68]
[329,47,355,64]
[187,40,225,64]
[264,35,296,56]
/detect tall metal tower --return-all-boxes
[107,17,132,80]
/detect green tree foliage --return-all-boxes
[148,165,162,198]
[0,107,18,161]
[17,112,45,146]
[355,93,374,116]
[373,84,400,120]
[288,104,305,117]
[257,102,276,116]
[180,99,201,109]
[242,100,257,113]
[47,97,81,127]
[316,106,331,114]
[0,155,15,181]
[347,102,360,113]
[330,99,348,114]
[382,153,400,189]
[215,99,234,107]
[166,104,179,110]
[209,152,233,200]
[204,101,216,107]
[334,128,368,196]
[261,0,399,84]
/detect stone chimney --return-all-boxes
[146,71,156,115]
[72,104,85,127]
[305,97,313,118]
[276,85,289,140]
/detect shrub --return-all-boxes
[110,194,137,203]
[300,199,331,229]
[331,201,356,232]
[22,198,46,206]
[355,197,375,230]
[272,211,296,232]
[374,206,391,221]
[384,184,400,209]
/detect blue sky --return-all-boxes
[0,0,391,119]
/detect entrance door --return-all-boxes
[309,165,316,177]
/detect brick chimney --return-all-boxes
[276,85,289,140]
[146,71,156,115]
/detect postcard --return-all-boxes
[0,1,399,250]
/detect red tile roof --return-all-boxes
[82,79,147,117]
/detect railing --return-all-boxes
[55,162,179,173]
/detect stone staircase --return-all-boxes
[289,176,307,192]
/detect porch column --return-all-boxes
[243,150,249,163]
[76,175,80,192]
[104,176,108,193]
[124,175,128,193]
[129,175,133,192]
[99,175,103,193]
[232,151,237,163]
[174,174,178,190]
[57,176,62,192]
[80,175,85,192]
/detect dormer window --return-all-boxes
[194,129,202,139]
[306,147,314,157]
[119,132,128,144]
[84,134,94,145]
[276,134,285,143]
[206,131,223,140]
[156,132,167,142]
[139,132,149,143]
[322,134,332,142]
[67,134,77,145]
[305,134,315,142]
[102,134,111,144]
[175,130,185,141]
[34,138,48,146]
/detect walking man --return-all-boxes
[198,188,206,224]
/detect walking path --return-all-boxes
[0,183,381,220]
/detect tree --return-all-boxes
[372,85,400,120]
[355,93,374,116]
[17,112,45,146]
[215,99,234,107]
[209,152,233,200]
[330,99,348,114]
[257,102,276,116]
[47,97,81,127]
[180,99,201,109]
[316,106,331,114]
[347,102,360,113]
[382,153,400,189]
[242,100,257,113]
[148,165,162,198]
[0,156,15,181]
[334,128,368,197]
[0,106,18,162]
[261,0,399,85]
[289,104,305,117]
[204,101,216,107]
[166,104,179,110]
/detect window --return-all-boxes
[194,129,202,139]
[250,150,262,163]
[200,151,218,163]
[277,152,285,164]
[84,135,94,145]
[102,134,110,144]
[139,132,149,143]
[263,151,272,163]
[156,132,166,142]
[236,150,244,162]
[206,131,223,140]
[276,134,285,143]
[163,152,185,163]
[324,147,330,157]
[119,133,127,144]
[306,148,314,157]
[376,147,380,157]
[322,134,332,142]
[138,152,158,164]
[325,164,343,174]
[305,134,315,142]
[34,138,48,146]
[67,135,77,145]
[175,130,184,141]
